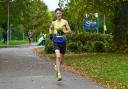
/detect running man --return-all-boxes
[49,8,71,81]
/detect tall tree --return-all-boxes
[113,1,128,51]
[20,0,51,36]
[59,0,128,51]
[0,0,51,40]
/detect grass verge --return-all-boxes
[34,48,128,89]
[0,40,28,46]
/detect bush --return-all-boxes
[79,45,88,52]
[93,41,105,52]
[45,40,54,54]
[45,32,112,53]
[66,32,112,53]
[67,42,79,53]
[67,32,112,44]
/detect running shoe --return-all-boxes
[57,72,62,81]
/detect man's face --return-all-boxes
[55,10,62,19]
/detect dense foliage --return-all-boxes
[59,0,128,52]
[0,0,51,40]
[45,32,112,53]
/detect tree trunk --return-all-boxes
[113,1,128,52]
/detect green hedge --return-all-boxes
[66,32,112,53]
[67,32,112,43]
[93,41,105,52]
[45,32,112,53]
[45,40,54,54]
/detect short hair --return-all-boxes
[55,8,62,13]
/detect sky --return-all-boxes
[42,0,59,11]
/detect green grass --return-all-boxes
[0,40,28,46]
[48,53,128,89]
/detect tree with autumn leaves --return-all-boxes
[0,0,51,40]
[20,0,51,36]
[59,0,128,52]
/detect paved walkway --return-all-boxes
[0,46,111,89]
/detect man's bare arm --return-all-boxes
[63,20,71,34]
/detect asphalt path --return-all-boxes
[0,46,111,89]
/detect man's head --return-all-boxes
[55,8,62,20]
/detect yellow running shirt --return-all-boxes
[51,19,65,35]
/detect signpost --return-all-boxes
[0,0,14,45]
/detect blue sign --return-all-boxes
[83,13,99,33]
